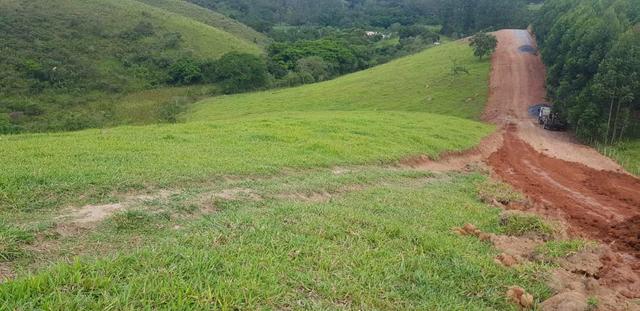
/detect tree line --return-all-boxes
[534,0,640,144]
[188,0,532,37]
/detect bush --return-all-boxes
[120,21,155,40]
[0,114,22,134]
[295,56,334,82]
[168,58,203,85]
[214,52,268,94]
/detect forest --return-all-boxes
[535,0,640,144]
[188,0,535,35]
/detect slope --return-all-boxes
[0,40,556,310]
[0,41,493,210]
[136,0,270,47]
[189,38,490,121]
[0,0,262,129]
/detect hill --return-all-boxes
[189,41,488,121]
[0,40,492,210]
[0,41,548,310]
[137,0,270,47]
[0,0,262,132]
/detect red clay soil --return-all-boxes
[484,30,640,298]
[488,130,640,255]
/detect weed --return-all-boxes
[110,210,171,231]
[0,222,34,262]
[535,240,588,260]
[587,296,599,310]
[476,179,525,205]
[499,212,554,239]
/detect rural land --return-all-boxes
[1,0,639,309]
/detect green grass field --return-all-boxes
[81,0,263,59]
[0,111,492,211]
[0,170,551,309]
[189,41,489,121]
[0,41,557,309]
[1,40,493,211]
[137,0,271,47]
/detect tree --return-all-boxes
[535,0,640,144]
[469,32,497,60]
[589,30,640,144]
[168,58,202,85]
[295,56,334,82]
[214,52,268,94]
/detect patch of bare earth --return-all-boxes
[400,131,503,173]
[55,190,174,232]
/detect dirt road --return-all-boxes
[483,30,640,298]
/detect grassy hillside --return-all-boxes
[0,40,493,210]
[0,41,540,309]
[1,0,261,94]
[189,38,490,121]
[0,0,262,132]
[0,111,492,210]
[137,0,270,47]
[0,172,550,309]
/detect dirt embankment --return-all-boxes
[482,30,640,301]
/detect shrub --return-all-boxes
[168,58,203,85]
[295,56,334,82]
[214,52,268,94]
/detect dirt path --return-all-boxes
[482,30,640,299]
[483,30,625,172]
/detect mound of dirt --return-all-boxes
[452,223,491,241]
[541,291,588,311]
[507,286,534,309]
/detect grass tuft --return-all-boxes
[476,179,525,205]
[499,212,554,239]
[535,240,589,260]
[0,222,34,262]
[110,210,171,232]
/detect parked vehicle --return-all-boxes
[538,106,567,131]
[538,107,551,125]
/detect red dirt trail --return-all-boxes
[483,30,640,297]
